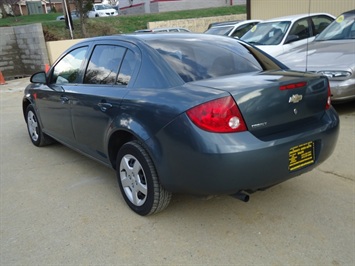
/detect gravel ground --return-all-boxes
[1,78,354,265]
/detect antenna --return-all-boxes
[305,0,311,72]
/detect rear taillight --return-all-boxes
[186,96,247,133]
[279,81,307,90]
[326,81,331,110]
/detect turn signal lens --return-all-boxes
[186,96,247,133]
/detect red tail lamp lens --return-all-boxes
[186,96,247,133]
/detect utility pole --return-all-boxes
[144,0,150,14]
[62,0,74,39]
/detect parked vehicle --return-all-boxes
[87,4,118,18]
[23,33,339,215]
[56,10,80,21]
[277,10,355,103]
[241,13,335,57]
[135,27,191,33]
[204,20,261,38]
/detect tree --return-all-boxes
[0,0,17,18]
[73,0,93,37]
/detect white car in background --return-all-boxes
[88,4,118,18]
[241,13,334,57]
[204,20,261,39]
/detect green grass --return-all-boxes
[0,5,246,41]
[0,12,59,26]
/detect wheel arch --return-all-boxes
[108,130,137,170]
[22,98,32,121]
[107,128,163,177]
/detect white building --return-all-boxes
[119,0,246,14]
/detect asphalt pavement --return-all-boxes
[1,78,354,265]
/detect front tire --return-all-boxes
[25,105,53,147]
[116,141,171,216]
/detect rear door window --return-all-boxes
[84,45,126,85]
[84,44,135,86]
[117,50,135,85]
[311,15,334,35]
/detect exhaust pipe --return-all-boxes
[231,191,250,202]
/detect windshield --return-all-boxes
[316,11,355,41]
[205,26,234,36]
[241,21,290,45]
[95,4,112,10]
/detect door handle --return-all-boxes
[97,102,113,112]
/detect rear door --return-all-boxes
[69,40,140,163]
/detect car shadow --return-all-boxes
[332,100,355,115]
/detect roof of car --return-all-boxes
[134,27,190,33]
[262,13,335,23]
[342,9,355,16]
[79,32,243,45]
[209,20,243,27]
[208,19,261,28]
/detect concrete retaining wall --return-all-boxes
[0,24,49,80]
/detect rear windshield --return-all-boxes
[146,38,264,82]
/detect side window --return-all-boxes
[231,23,258,38]
[312,16,334,35]
[51,46,88,84]
[116,50,135,86]
[289,18,310,40]
[350,22,355,39]
[84,45,126,85]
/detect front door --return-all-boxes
[38,45,89,145]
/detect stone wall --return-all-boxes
[0,24,49,80]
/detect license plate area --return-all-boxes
[289,141,315,172]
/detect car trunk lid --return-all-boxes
[191,70,329,139]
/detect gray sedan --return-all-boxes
[277,10,355,103]
[22,33,339,215]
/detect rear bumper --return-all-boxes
[151,107,339,195]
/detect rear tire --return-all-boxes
[116,141,171,216]
[25,105,53,147]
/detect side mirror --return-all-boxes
[285,34,300,44]
[30,71,46,84]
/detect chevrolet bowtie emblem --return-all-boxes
[289,94,303,103]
